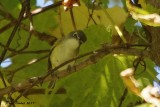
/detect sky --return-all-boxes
[36,0,53,7]
[0,0,53,68]
[36,0,123,8]
[1,0,122,68]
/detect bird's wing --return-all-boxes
[48,37,66,70]
[48,53,52,71]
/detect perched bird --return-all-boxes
[48,30,87,89]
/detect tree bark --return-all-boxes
[145,0,160,65]
[147,27,160,66]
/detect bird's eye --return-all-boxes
[73,32,80,39]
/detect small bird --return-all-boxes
[48,30,87,89]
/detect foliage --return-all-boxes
[0,0,159,107]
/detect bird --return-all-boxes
[47,30,87,90]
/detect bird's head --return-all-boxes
[69,30,87,44]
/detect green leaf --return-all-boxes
[0,0,21,17]
[0,0,158,107]
[124,17,137,34]
[135,103,154,107]
[52,3,128,37]
[5,35,50,83]
[126,0,160,26]
[33,10,58,34]
[46,54,138,107]
[82,0,109,8]
[82,24,112,52]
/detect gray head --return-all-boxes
[68,30,87,44]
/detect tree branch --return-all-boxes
[0,1,62,34]
[20,23,57,45]
[0,0,27,89]
[0,44,150,96]
[7,55,48,83]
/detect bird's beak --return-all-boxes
[79,40,84,45]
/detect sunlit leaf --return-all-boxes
[124,17,137,34]
[0,0,158,107]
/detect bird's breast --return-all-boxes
[50,38,79,70]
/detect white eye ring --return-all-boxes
[73,32,80,40]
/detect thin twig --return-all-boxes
[86,0,97,27]
[20,23,57,44]
[0,21,15,34]
[6,49,49,58]
[0,44,150,97]
[30,1,62,18]
[0,42,17,52]
[0,1,26,62]
[118,88,128,107]
[7,55,48,83]
[0,1,62,36]
[58,7,65,37]
[14,47,101,101]
[19,50,50,54]
[100,5,127,43]
[5,1,28,106]
[0,0,27,89]
[69,9,77,31]
[16,0,33,53]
